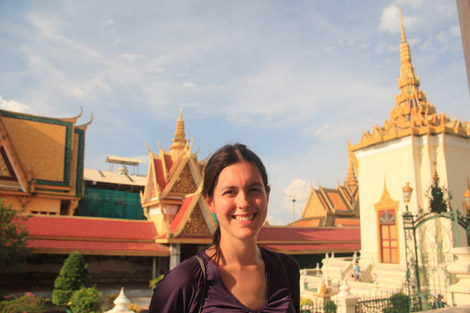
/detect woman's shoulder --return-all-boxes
[158,254,205,289]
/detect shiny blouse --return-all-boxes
[149,246,300,313]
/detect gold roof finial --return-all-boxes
[391,5,434,124]
[345,155,358,191]
[169,108,187,159]
[399,6,406,43]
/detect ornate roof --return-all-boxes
[295,149,359,228]
[141,110,216,242]
[352,8,470,152]
[0,109,90,207]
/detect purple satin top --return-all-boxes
[149,246,300,313]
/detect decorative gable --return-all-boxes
[0,108,90,215]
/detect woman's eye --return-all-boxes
[223,190,236,196]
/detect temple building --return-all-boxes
[140,109,217,268]
[301,9,470,307]
[351,10,470,266]
[291,147,360,228]
[1,108,360,293]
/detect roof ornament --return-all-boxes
[144,139,153,154]
[77,112,93,130]
[170,108,188,160]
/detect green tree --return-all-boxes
[69,286,102,313]
[52,252,91,306]
[430,180,447,213]
[0,198,31,268]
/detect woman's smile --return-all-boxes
[232,213,257,222]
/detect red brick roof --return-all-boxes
[23,215,169,256]
[21,216,360,256]
[257,226,360,254]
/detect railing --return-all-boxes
[300,302,326,313]
[355,296,391,313]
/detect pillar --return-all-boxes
[169,243,181,270]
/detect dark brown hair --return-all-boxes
[202,143,269,263]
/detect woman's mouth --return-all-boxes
[233,213,257,221]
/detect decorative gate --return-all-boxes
[403,210,470,311]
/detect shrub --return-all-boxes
[383,292,410,313]
[149,274,164,288]
[0,292,46,313]
[390,292,409,312]
[52,252,91,305]
[68,286,102,313]
[324,300,337,313]
[105,293,118,310]
[0,198,32,269]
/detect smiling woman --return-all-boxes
[149,143,300,313]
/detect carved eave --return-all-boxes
[141,152,163,208]
[352,114,470,152]
[76,113,93,131]
[318,186,335,214]
[57,106,83,124]
[374,179,399,212]
[170,191,217,239]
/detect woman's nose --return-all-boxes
[235,191,249,208]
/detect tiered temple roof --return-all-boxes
[352,8,470,153]
[292,148,360,228]
[140,109,217,242]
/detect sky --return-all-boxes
[0,0,468,225]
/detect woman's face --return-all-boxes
[206,161,269,243]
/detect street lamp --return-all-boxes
[402,182,413,211]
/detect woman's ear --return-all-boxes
[205,195,215,213]
[266,186,271,203]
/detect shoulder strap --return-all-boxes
[193,255,206,313]
[274,252,291,290]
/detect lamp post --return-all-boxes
[402,182,413,211]
[402,182,423,310]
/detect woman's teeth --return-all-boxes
[234,214,255,221]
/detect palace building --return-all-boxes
[301,10,470,307]
[1,108,360,292]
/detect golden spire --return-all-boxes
[391,6,435,124]
[169,108,187,159]
[345,155,358,191]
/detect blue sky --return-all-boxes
[1,0,468,225]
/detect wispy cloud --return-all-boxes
[0,96,35,114]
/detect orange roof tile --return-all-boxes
[334,218,360,227]
[22,215,168,256]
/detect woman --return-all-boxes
[149,143,300,313]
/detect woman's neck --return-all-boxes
[218,237,261,267]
